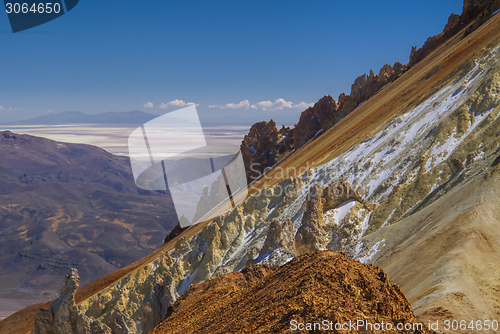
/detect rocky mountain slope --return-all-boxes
[0,132,177,306]
[241,61,406,183]
[241,0,500,185]
[152,251,431,334]
[3,1,500,334]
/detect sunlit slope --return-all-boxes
[349,155,500,327]
[3,10,500,334]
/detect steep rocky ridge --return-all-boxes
[242,0,500,183]
[409,0,500,67]
[242,61,406,183]
[62,15,500,332]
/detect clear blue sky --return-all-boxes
[0,0,463,126]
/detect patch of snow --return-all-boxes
[358,239,385,264]
[353,241,364,258]
[474,151,485,161]
[427,107,495,169]
[380,208,397,229]
[324,200,356,225]
[178,268,199,294]
[359,211,373,239]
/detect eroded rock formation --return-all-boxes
[241,62,406,182]
[32,269,111,334]
[141,272,179,334]
[293,95,338,147]
[323,181,376,211]
[240,120,293,183]
[31,269,139,334]
[295,184,329,254]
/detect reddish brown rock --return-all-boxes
[293,95,338,147]
[240,120,293,183]
[151,251,434,334]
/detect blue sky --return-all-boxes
[0,0,463,126]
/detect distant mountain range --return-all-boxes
[7,110,158,125]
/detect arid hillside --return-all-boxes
[0,132,177,314]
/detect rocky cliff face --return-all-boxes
[292,95,338,148]
[0,131,177,303]
[31,268,121,334]
[10,3,500,334]
[141,272,178,334]
[241,0,500,182]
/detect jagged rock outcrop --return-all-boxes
[255,219,296,265]
[240,120,293,183]
[293,182,376,254]
[31,269,140,334]
[32,269,113,334]
[293,63,405,150]
[141,272,179,334]
[259,219,295,255]
[241,61,406,178]
[409,0,500,66]
[239,0,500,181]
[292,95,338,147]
[163,219,189,244]
[295,184,328,254]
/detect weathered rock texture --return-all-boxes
[240,120,293,183]
[258,219,295,256]
[107,309,138,334]
[141,272,179,334]
[163,220,188,244]
[323,181,376,212]
[151,251,433,334]
[241,0,500,184]
[31,269,112,334]
[31,269,138,334]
